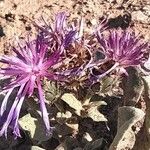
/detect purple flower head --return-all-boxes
[0,35,64,138]
[35,12,82,51]
[94,29,148,77]
[34,12,87,79]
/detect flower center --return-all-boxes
[32,66,40,75]
[26,65,41,76]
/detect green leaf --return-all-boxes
[19,114,51,142]
[44,81,61,103]
[109,106,145,150]
[61,93,83,115]
[135,76,150,150]
[122,68,144,106]
[85,101,107,122]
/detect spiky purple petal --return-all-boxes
[0,35,66,137]
[94,29,148,75]
[35,12,79,51]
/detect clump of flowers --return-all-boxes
[92,29,148,77]
[0,11,149,139]
[35,12,92,83]
[35,12,82,50]
[0,35,66,138]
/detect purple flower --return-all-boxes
[93,29,148,77]
[0,35,63,138]
[34,12,88,77]
[35,12,82,50]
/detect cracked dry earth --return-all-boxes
[0,0,150,150]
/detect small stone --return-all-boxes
[107,0,115,3]
[116,0,124,5]
[132,11,149,23]
[91,18,97,25]
[143,5,150,16]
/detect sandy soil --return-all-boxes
[0,0,149,53]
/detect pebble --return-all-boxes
[107,0,115,3]
[132,11,149,23]
[91,18,97,26]
[116,0,124,6]
[143,5,150,16]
